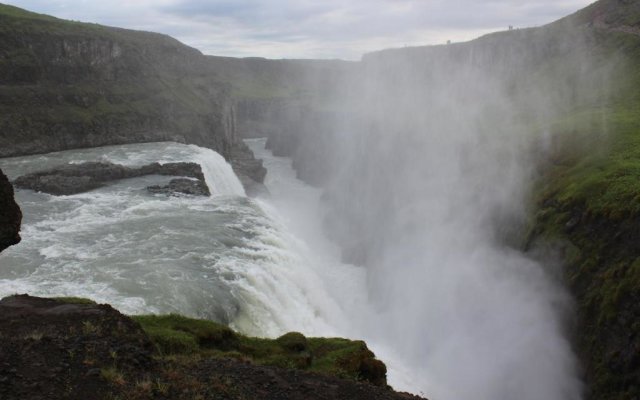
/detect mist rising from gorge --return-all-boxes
[274,19,616,400]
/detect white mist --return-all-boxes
[303,33,602,399]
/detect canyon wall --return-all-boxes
[0,4,265,186]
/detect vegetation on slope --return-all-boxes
[133,314,387,387]
[0,295,415,400]
[528,8,640,399]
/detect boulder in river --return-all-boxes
[14,161,209,196]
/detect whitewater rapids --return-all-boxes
[0,138,580,398]
[0,141,362,340]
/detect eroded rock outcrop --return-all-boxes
[0,295,426,400]
[0,168,21,252]
[0,295,155,400]
[14,161,209,196]
[147,178,210,197]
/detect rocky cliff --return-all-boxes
[0,4,265,187]
[226,58,355,187]
[0,295,424,400]
[0,168,21,252]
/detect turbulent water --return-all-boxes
[0,137,579,399]
[0,141,360,340]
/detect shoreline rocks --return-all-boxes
[13,161,210,196]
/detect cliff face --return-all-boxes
[226,58,355,187]
[0,168,21,253]
[0,295,424,400]
[0,4,238,166]
[0,4,267,186]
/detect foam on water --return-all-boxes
[243,139,427,392]
[0,141,346,339]
[0,140,416,391]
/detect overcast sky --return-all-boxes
[5,0,594,60]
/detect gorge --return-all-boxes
[1,0,640,399]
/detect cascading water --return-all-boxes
[299,44,591,400]
[0,142,351,339]
[0,130,584,399]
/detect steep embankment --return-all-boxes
[527,1,640,399]
[0,4,265,186]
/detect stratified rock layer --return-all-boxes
[0,4,236,159]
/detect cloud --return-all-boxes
[4,0,594,59]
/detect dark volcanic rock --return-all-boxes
[14,161,209,196]
[15,174,104,196]
[0,295,427,400]
[0,168,21,252]
[165,357,424,400]
[0,295,155,400]
[147,178,210,196]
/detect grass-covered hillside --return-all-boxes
[530,28,640,400]
[507,1,640,399]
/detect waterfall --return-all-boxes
[190,145,245,197]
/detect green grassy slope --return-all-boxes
[132,314,387,387]
[46,298,388,387]
[527,3,640,398]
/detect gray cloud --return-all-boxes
[4,0,594,59]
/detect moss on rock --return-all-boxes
[529,39,640,399]
[132,314,389,387]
